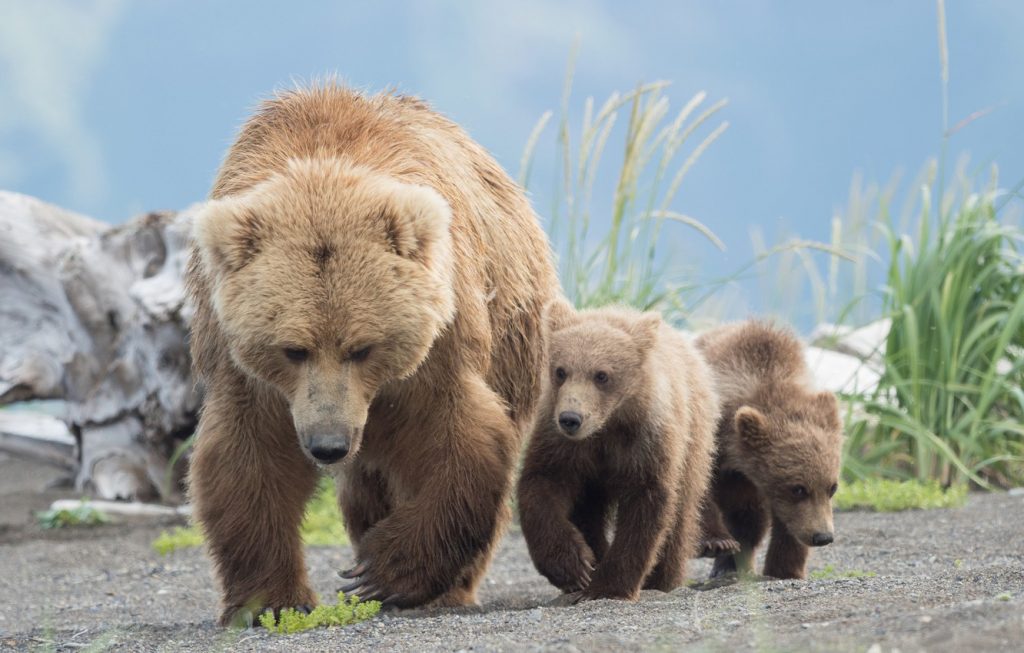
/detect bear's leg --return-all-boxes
[519,462,593,593]
[190,388,319,626]
[645,433,714,592]
[581,480,675,601]
[339,375,518,607]
[710,472,769,578]
[336,464,392,550]
[430,498,511,607]
[570,482,610,563]
[762,516,809,579]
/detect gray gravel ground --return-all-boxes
[1,455,1022,652]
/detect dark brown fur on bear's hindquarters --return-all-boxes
[186,85,557,625]
[517,301,719,602]
[696,321,844,580]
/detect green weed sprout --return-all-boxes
[833,479,967,512]
[809,564,877,580]
[258,593,381,634]
[36,501,109,529]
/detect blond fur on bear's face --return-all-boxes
[193,158,455,465]
[733,393,842,547]
[543,300,659,441]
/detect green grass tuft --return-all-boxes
[259,592,381,635]
[809,564,877,580]
[36,501,109,529]
[152,477,347,555]
[834,479,967,512]
[152,525,205,556]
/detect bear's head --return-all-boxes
[731,389,843,547]
[193,158,455,466]
[542,299,661,441]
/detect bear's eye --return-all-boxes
[348,346,372,362]
[283,347,309,363]
[594,371,609,385]
[555,367,567,383]
[828,483,838,498]
[791,485,808,500]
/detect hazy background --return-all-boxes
[1,1,1021,316]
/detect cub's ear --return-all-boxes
[629,311,663,351]
[543,297,577,332]
[378,183,453,269]
[192,196,270,278]
[734,406,769,448]
[812,390,842,432]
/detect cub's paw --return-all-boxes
[699,536,741,558]
[537,541,596,593]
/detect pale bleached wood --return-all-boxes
[0,191,199,502]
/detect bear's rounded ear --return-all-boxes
[812,391,842,432]
[192,196,269,278]
[377,183,453,270]
[543,297,577,333]
[629,311,663,351]
[734,406,769,448]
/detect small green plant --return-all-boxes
[996,592,1012,602]
[153,477,347,555]
[809,564,877,580]
[152,525,205,555]
[36,501,109,529]
[833,479,967,512]
[258,592,380,634]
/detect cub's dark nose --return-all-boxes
[309,436,349,464]
[558,411,582,434]
[811,532,834,547]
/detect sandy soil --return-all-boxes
[0,454,1021,652]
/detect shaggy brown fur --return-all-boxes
[186,84,558,624]
[695,321,843,580]
[517,301,718,602]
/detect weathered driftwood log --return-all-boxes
[0,191,198,502]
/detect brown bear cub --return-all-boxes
[696,320,843,580]
[187,85,557,624]
[518,301,719,602]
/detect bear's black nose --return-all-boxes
[811,532,834,546]
[558,411,582,434]
[309,438,350,464]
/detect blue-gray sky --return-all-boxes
[0,1,1021,320]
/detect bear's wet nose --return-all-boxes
[558,411,582,434]
[811,532,834,546]
[309,437,350,464]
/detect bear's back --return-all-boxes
[696,321,810,408]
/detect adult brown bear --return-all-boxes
[186,84,557,625]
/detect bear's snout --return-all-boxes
[558,411,583,435]
[308,433,351,464]
[810,531,834,547]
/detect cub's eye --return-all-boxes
[828,483,838,498]
[284,347,309,363]
[349,346,372,362]
[594,371,609,385]
[791,485,809,500]
[555,367,567,382]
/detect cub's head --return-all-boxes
[732,390,843,547]
[193,158,455,466]
[542,299,661,441]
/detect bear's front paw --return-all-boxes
[338,528,446,608]
[699,535,741,558]
[536,540,596,593]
